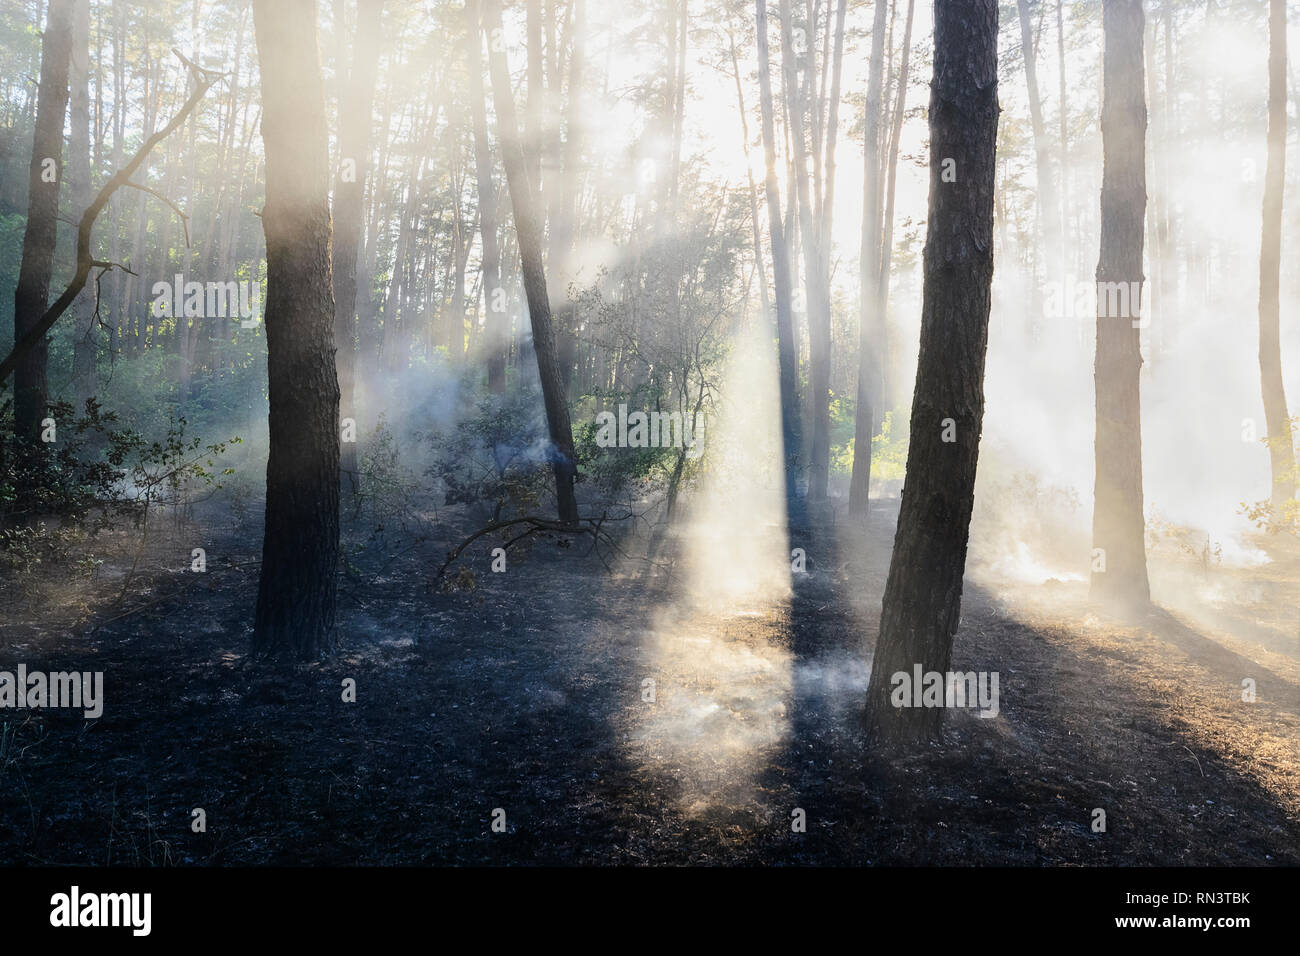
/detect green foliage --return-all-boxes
[122,408,242,513]
[355,414,426,525]
[573,410,683,494]
[826,392,856,477]
[831,407,909,482]
[1240,416,1300,535]
[0,398,239,572]
[426,386,554,521]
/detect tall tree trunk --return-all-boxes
[12,0,74,466]
[251,0,342,660]
[1016,0,1059,293]
[526,0,544,207]
[482,0,579,525]
[467,0,505,393]
[756,0,801,504]
[1056,0,1069,289]
[725,20,770,326]
[780,0,828,501]
[69,0,96,409]
[1090,0,1151,612]
[1259,0,1296,510]
[876,0,914,415]
[812,0,847,501]
[550,0,585,396]
[333,0,384,496]
[849,0,888,519]
[863,0,999,743]
[668,0,687,221]
[1142,9,1165,363]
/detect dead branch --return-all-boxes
[0,51,225,389]
[121,180,191,247]
[433,511,639,583]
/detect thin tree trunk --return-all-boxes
[876,0,914,415]
[1090,0,1151,612]
[1017,0,1058,342]
[1057,0,1069,289]
[849,0,888,519]
[482,0,579,525]
[780,0,829,501]
[1259,0,1296,509]
[251,0,342,660]
[69,0,96,409]
[863,0,999,743]
[726,20,770,326]
[756,0,801,504]
[333,0,384,496]
[551,0,585,395]
[468,0,506,393]
[814,0,847,497]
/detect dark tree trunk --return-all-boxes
[863,0,999,744]
[1259,0,1296,509]
[756,0,801,505]
[332,0,384,496]
[13,0,74,462]
[482,0,579,525]
[251,0,342,661]
[1090,0,1150,613]
[779,0,828,502]
[849,0,888,519]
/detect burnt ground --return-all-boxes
[1,494,1298,866]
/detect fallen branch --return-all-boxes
[433,511,638,583]
[0,50,225,388]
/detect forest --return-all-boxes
[0,0,1297,870]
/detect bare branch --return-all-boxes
[432,511,640,583]
[121,180,191,247]
[0,51,224,389]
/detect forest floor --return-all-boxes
[1,493,1298,865]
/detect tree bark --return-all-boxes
[1259,0,1296,509]
[12,0,74,461]
[1090,0,1151,612]
[251,0,342,660]
[863,0,999,743]
[482,0,579,525]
